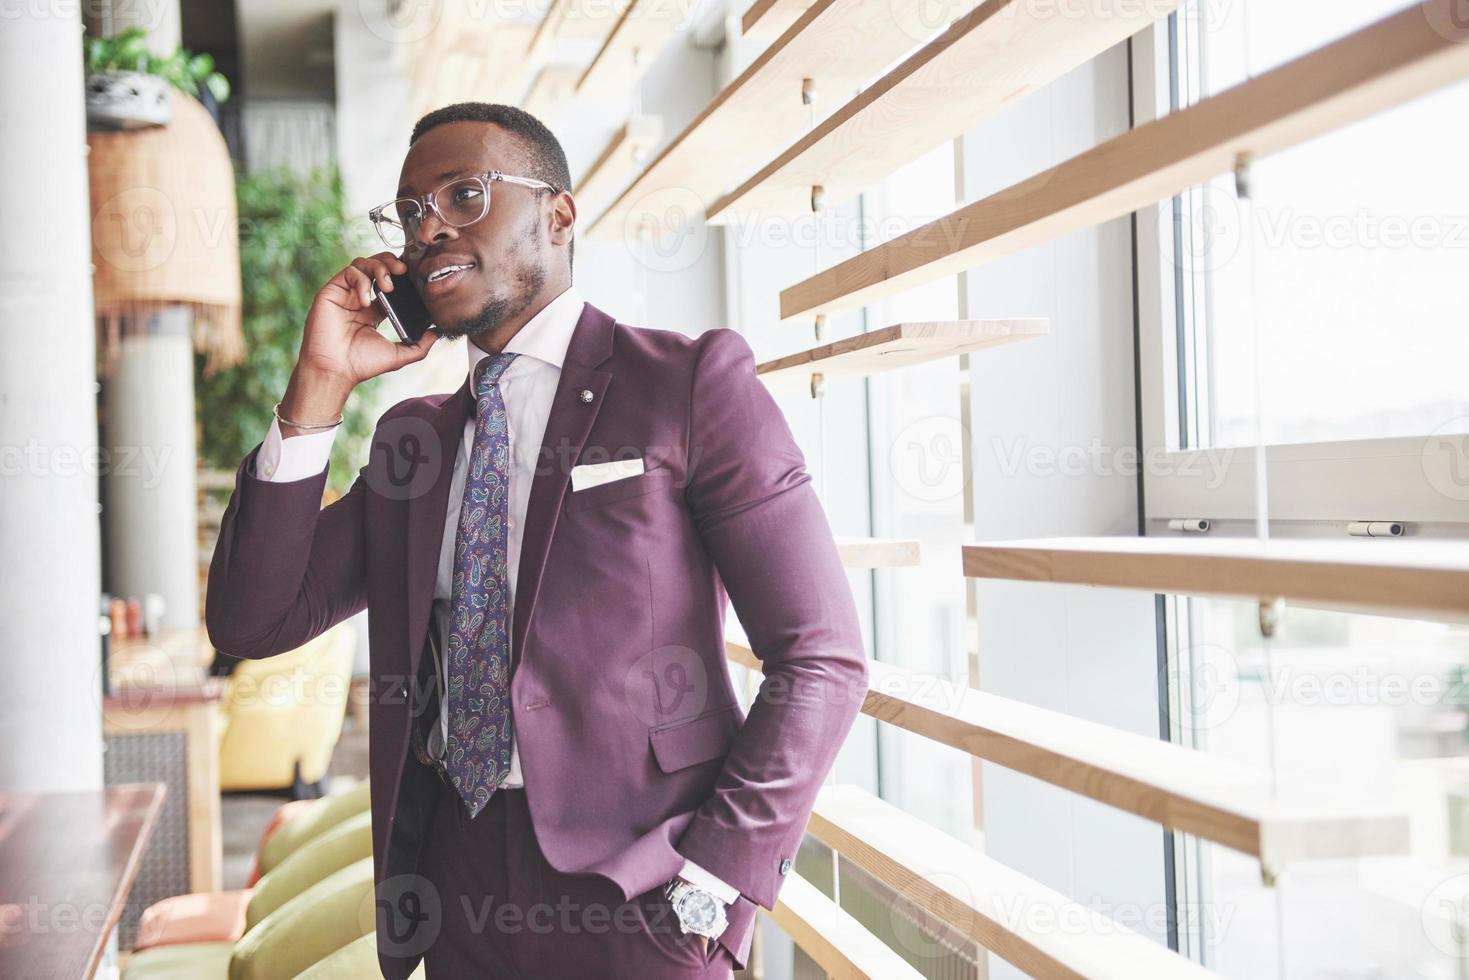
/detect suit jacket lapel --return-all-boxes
[401,301,616,681]
[510,302,614,672]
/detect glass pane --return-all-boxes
[1174,597,1469,976]
[1172,1,1469,448]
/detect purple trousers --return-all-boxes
[416,774,735,979]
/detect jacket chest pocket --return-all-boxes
[564,466,676,514]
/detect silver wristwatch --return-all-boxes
[665,878,728,941]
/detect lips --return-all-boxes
[418,256,477,294]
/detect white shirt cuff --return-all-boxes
[254,416,337,482]
[677,860,741,905]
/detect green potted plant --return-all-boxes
[196,164,379,499]
[84,27,231,131]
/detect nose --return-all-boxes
[411,204,458,250]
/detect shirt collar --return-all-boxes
[465,284,584,378]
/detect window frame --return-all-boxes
[1131,18,1469,530]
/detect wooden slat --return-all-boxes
[573,116,664,223]
[780,1,1469,319]
[757,320,1047,385]
[575,0,688,98]
[725,639,1411,867]
[585,0,976,234]
[741,0,816,38]
[963,536,1469,623]
[768,872,925,979]
[834,535,920,568]
[710,0,1177,224]
[808,785,1217,979]
[527,0,631,65]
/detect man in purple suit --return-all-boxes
[206,103,867,979]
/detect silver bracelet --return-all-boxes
[273,401,344,430]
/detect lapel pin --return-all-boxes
[579,388,594,403]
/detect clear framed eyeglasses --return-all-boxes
[368,170,558,249]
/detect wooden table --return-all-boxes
[103,628,223,944]
[0,783,165,979]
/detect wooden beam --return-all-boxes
[962,536,1469,623]
[710,0,1177,225]
[586,0,977,235]
[527,0,631,65]
[573,116,664,223]
[725,640,1411,867]
[768,873,926,979]
[741,0,816,38]
[779,1,1469,319]
[757,320,1048,385]
[834,536,921,568]
[575,0,689,99]
[808,785,1218,979]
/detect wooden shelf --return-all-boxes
[575,0,687,98]
[757,319,1047,385]
[741,0,816,38]
[834,536,920,568]
[709,0,1176,225]
[780,2,1469,319]
[808,785,1218,979]
[962,536,1469,623]
[769,872,925,979]
[572,116,664,223]
[726,639,1411,867]
[585,0,974,234]
[527,0,630,66]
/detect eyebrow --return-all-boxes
[396,167,477,197]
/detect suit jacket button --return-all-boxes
[779,858,793,876]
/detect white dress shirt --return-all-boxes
[252,284,739,906]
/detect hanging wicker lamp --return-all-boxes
[88,87,243,377]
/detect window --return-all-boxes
[1140,2,1469,975]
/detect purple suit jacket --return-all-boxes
[205,301,867,977]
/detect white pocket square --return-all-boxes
[571,457,645,492]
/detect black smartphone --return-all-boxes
[372,272,435,344]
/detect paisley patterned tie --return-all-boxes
[445,351,519,817]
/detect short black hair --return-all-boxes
[411,102,574,271]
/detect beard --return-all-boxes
[435,215,548,341]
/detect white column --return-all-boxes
[88,0,201,632]
[0,3,105,790]
[102,309,201,631]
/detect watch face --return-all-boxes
[673,887,719,932]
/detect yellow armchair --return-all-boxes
[216,623,358,795]
[124,858,377,980]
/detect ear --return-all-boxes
[547,190,576,248]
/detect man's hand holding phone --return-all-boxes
[277,252,438,439]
